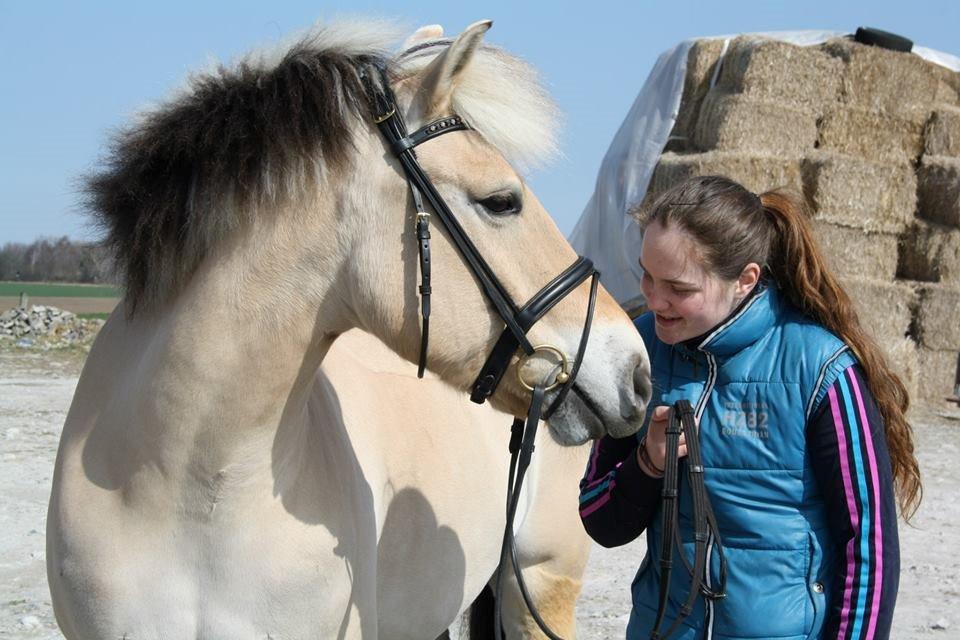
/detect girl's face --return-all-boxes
[639,220,757,345]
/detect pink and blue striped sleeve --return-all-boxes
[808,364,900,640]
[578,433,663,548]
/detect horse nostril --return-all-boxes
[633,360,652,409]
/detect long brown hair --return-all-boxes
[638,175,922,519]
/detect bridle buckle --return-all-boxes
[373,106,396,124]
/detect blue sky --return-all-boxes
[2,1,957,243]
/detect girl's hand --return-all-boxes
[637,405,688,477]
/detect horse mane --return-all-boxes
[86,20,560,314]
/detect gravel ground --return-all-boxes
[1,348,958,639]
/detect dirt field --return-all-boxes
[1,348,958,638]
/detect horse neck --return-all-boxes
[117,198,354,474]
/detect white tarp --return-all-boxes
[569,31,960,311]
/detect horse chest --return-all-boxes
[49,446,380,639]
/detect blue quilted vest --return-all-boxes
[627,284,856,640]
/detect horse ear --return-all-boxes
[403,24,444,49]
[416,19,492,116]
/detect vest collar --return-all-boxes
[692,283,780,358]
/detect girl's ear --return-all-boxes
[735,262,762,299]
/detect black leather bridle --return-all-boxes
[650,400,727,640]
[363,62,597,640]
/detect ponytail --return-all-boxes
[760,191,922,519]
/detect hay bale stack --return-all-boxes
[646,151,802,200]
[813,222,899,280]
[831,278,921,396]
[925,106,960,156]
[715,37,842,115]
[932,64,960,105]
[802,152,915,232]
[819,38,940,115]
[841,279,921,396]
[842,278,916,342]
[694,91,818,154]
[668,39,728,153]
[882,337,921,402]
[898,221,960,285]
[917,349,959,403]
[817,107,927,163]
[917,155,960,227]
[913,285,960,351]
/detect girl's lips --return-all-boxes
[655,314,681,327]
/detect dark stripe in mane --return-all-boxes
[86,39,388,313]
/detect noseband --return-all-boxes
[364,64,596,639]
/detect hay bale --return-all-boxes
[819,38,940,115]
[716,36,842,115]
[898,221,960,285]
[694,91,818,154]
[880,336,920,402]
[817,107,927,163]
[667,39,728,153]
[917,155,960,228]
[646,151,802,202]
[913,284,960,350]
[925,106,960,157]
[933,64,960,106]
[917,348,960,403]
[801,152,916,233]
[840,277,916,342]
[814,223,900,280]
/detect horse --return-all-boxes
[47,19,651,639]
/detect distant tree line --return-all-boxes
[0,237,116,283]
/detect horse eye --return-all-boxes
[478,191,522,216]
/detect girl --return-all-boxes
[579,175,921,639]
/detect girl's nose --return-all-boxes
[645,290,668,312]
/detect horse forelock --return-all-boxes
[86,20,559,315]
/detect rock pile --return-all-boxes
[0,305,104,349]
[643,35,960,403]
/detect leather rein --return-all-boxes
[650,400,727,639]
[363,64,597,640]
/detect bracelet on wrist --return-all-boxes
[638,436,665,477]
